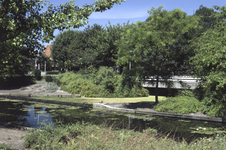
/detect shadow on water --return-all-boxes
[0,98,226,144]
[123,102,156,109]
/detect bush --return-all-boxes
[46,82,59,93]
[46,71,59,75]
[177,89,194,97]
[57,68,149,98]
[45,75,53,82]
[114,76,149,98]
[93,66,118,93]
[154,96,200,114]
[33,69,41,80]
[198,82,226,117]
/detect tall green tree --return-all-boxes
[95,22,126,68]
[193,5,219,37]
[52,22,126,71]
[64,24,105,71]
[51,30,80,71]
[191,6,226,117]
[0,0,125,76]
[117,6,199,103]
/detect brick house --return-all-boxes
[44,45,51,57]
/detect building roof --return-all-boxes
[44,45,51,57]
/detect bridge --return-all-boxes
[142,76,201,89]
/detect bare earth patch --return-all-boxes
[0,125,29,150]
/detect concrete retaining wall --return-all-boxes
[93,103,226,123]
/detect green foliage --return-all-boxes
[116,6,199,103]
[45,75,53,82]
[46,82,59,93]
[94,66,117,92]
[46,71,59,75]
[51,30,81,71]
[57,67,148,98]
[0,143,16,150]
[113,76,149,98]
[155,96,200,114]
[0,0,125,76]
[191,15,226,117]
[20,87,27,90]
[177,90,194,97]
[33,69,41,80]
[197,82,226,117]
[193,5,224,37]
[23,122,226,150]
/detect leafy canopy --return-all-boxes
[0,0,125,76]
[116,6,199,103]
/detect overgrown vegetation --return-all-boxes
[194,83,226,117]
[23,122,226,150]
[45,82,59,93]
[154,96,200,114]
[0,143,16,150]
[45,75,53,83]
[57,67,149,98]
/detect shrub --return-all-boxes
[57,69,148,98]
[198,82,226,117]
[114,76,149,98]
[94,66,117,93]
[45,75,53,82]
[154,96,200,114]
[46,71,59,75]
[177,89,194,97]
[46,82,59,93]
[33,69,41,80]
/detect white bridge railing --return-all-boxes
[142,76,201,89]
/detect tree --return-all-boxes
[95,22,126,68]
[193,5,219,37]
[0,0,125,76]
[51,30,80,71]
[191,16,226,117]
[52,23,124,71]
[191,5,226,117]
[63,24,105,71]
[117,6,199,103]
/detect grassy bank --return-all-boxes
[23,122,226,150]
[32,95,166,104]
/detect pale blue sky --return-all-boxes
[41,0,226,47]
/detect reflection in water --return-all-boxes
[20,107,53,128]
[0,100,226,142]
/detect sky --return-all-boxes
[41,0,226,47]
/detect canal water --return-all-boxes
[0,99,225,142]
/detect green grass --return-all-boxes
[23,122,226,150]
[32,95,166,104]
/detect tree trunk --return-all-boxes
[155,75,159,103]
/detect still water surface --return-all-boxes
[1,99,226,141]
